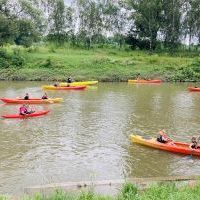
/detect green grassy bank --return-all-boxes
[3,182,200,200]
[0,45,200,82]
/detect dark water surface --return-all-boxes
[0,81,200,194]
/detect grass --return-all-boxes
[0,44,200,81]
[3,182,200,200]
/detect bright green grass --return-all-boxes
[3,182,200,200]
[0,45,199,81]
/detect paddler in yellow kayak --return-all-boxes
[67,76,73,83]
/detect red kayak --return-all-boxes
[188,87,200,92]
[2,110,50,119]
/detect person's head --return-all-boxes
[192,136,197,143]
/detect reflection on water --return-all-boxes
[0,81,200,194]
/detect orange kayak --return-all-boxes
[130,134,200,156]
[188,87,200,92]
[0,98,63,104]
[128,79,162,84]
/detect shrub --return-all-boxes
[0,49,9,59]
[11,54,25,67]
[13,47,21,55]
[40,58,53,68]
[119,183,138,200]
[0,57,10,68]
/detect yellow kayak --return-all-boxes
[47,98,63,103]
[128,79,162,84]
[130,134,200,156]
[42,85,86,90]
[60,81,98,86]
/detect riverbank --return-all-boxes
[3,181,200,200]
[0,46,200,82]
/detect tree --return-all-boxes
[0,0,43,47]
[48,0,72,45]
[103,1,129,48]
[0,15,18,46]
[161,0,182,49]
[15,19,40,47]
[78,0,104,48]
[128,0,163,50]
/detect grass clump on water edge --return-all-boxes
[0,195,10,200]
[2,182,199,200]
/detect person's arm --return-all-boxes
[20,109,26,115]
[189,143,195,149]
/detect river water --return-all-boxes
[0,81,200,194]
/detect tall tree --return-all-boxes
[15,19,40,47]
[188,0,200,46]
[103,1,129,48]
[78,0,103,48]
[162,0,182,49]
[0,0,43,46]
[49,0,74,45]
[128,0,163,50]
[48,0,70,45]
[0,15,18,46]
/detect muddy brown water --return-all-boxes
[0,81,200,194]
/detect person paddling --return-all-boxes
[67,76,73,83]
[19,104,35,115]
[42,93,48,99]
[189,136,200,149]
[157,130,170,143]
[24,93,29,100]
[137,73,141,81]
[19,104,28,115]
[54,83,59,87]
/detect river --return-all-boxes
[0,81,200,194]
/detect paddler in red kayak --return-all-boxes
[19,104,35,115]
[41,92,48,99]
[24,93,29,100]
[189,136,200,149]
[157,130,171,143]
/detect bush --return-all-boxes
[0,49,9,59]
[13,47,21,55]
[119,183,138,200]
[11,54,25,67]
[190,59,200,73]
[26,46,38,53]
[40,58,53,68]
[0,57,10,68]
[0,49,10,68]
